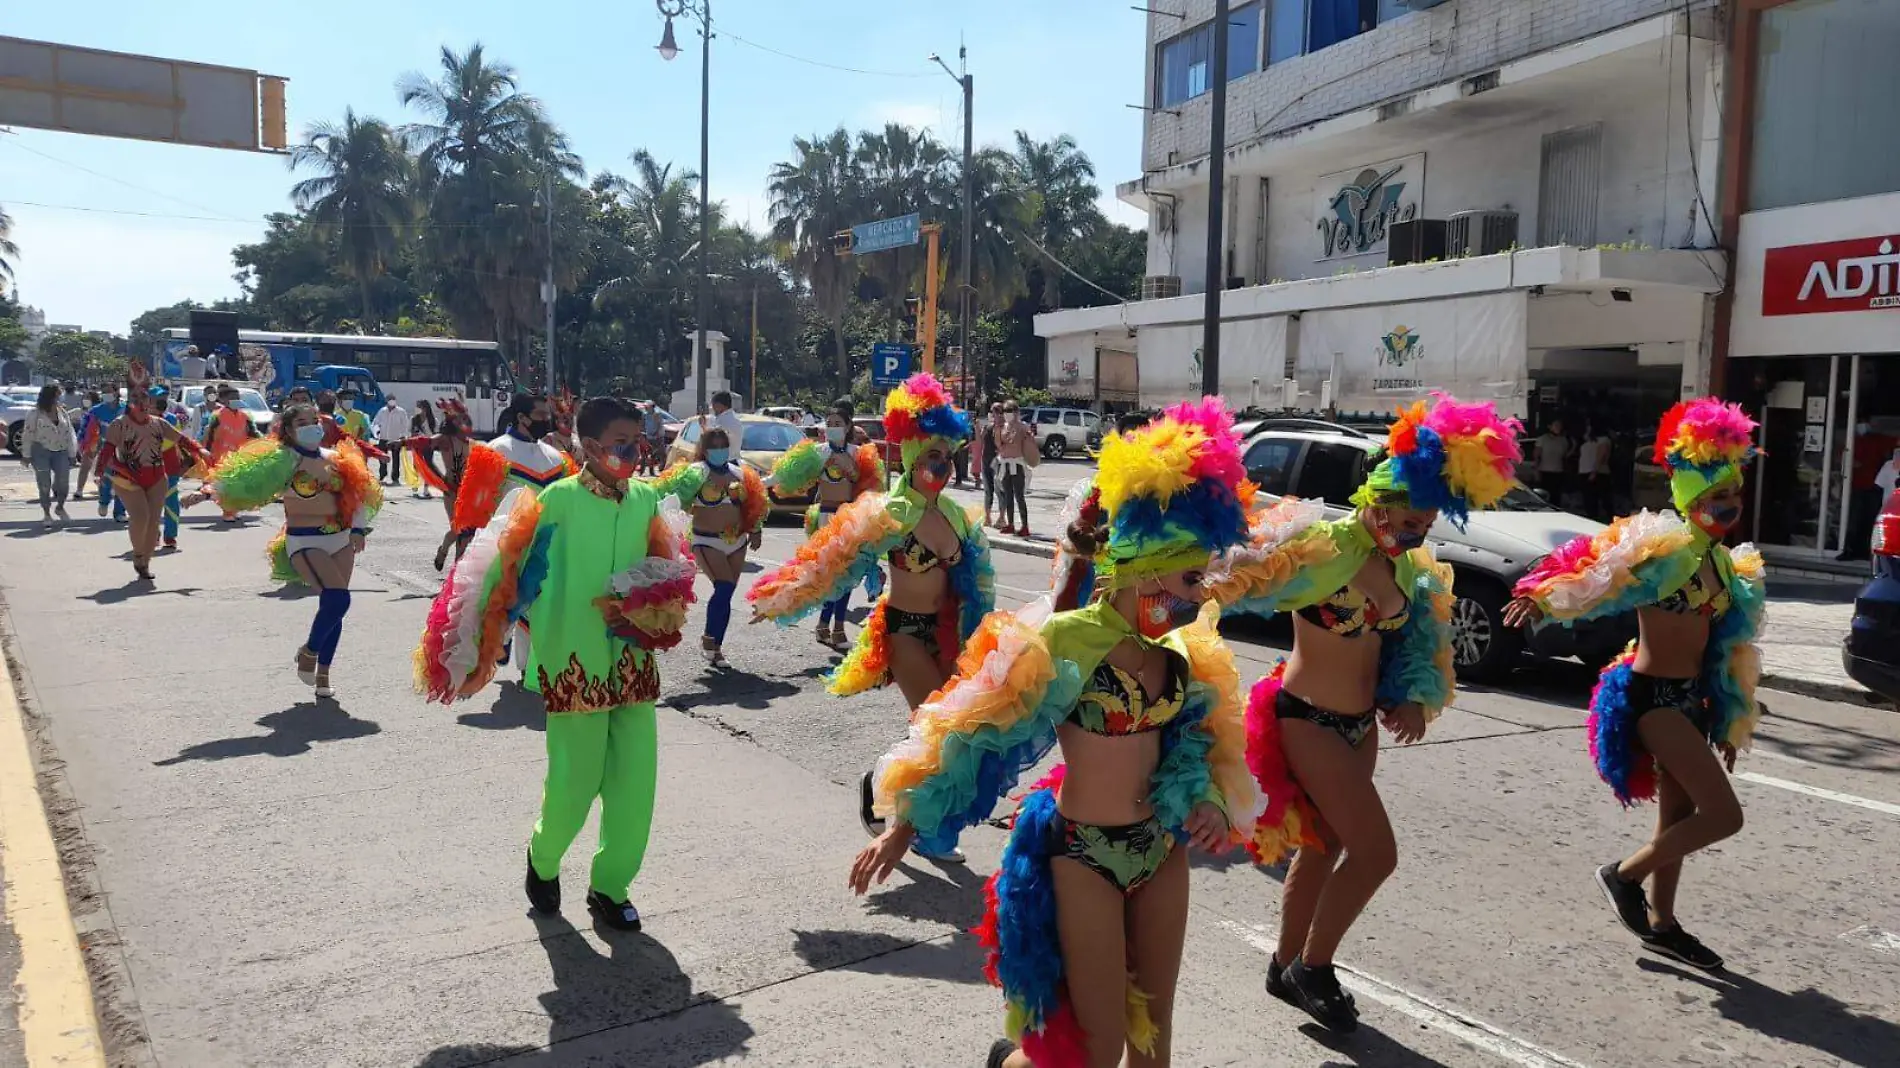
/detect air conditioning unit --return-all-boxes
[1388,219,1447,266]
[1141,275,1183,300]
[1447,210,1519,258]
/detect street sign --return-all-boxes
[851,213,922,256]
[872,342,913,386]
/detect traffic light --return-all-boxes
[259,76,288,152]
[832,230,854,257]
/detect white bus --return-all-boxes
[158,329,514,433]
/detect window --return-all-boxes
[1035,410,1060,425]
[1063,411,1084,427]
[1244,437,1303,496]
[1155,4,1263,108]
[1269,0,1393,66]
[1295,442,1364,507]
[1749,0,1900,211]
[743,423,807,452]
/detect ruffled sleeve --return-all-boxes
[1206,499,1354,616]
[1375,549,1457,721]
[747,491,907,624]
[739,465,770,534]
[1154,603,1263,846]
[852,442,887,496]
[766,440,823,495]
[1704,544,1767,751]
[414,489,551,703]
[948,514,997,642]
[330,440,385,533]
[1512,510,1701,623]
[207,439,297,513]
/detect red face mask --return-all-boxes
[1137,589,1199,638]
[1691,502,1741,540]
[590,442,637,482]
[913,459,951,494]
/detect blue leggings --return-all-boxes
[705,580,735,644]
[162,476,181,540]
[306,588,352,667]
[98,474,125,518]
[819,590,852,627]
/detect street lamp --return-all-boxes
[930,48,974,407]
[656,0,713,416]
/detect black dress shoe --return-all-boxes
[586,890,642,931]
[985,1039,1016,1068]
[524,849,560,914]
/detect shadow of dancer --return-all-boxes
[1297,1018,1459,1068]
[457,681,547,733]
[790,927,990,987]
[1637,958,1900,1066]
[153,702,379,765]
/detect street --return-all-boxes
[0,469,1897,1068]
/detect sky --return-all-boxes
[1,1,1150,334]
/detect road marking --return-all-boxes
[1219,920,1593,1068]
[0,653,108,1066]
[1735,772,1900,817]
[1838,925,1900,956]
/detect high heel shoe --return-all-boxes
[313,668,334,699]
[295,647,319,686]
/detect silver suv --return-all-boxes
[1238,418,1634,681]
[1023,407,1102,460]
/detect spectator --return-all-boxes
[1840,421,1897,561]
[20,384,77,527]
[974,399,1002,526]
[706,390,743,447]
[177,346,207,380]
[373,394,409,483]
[991,400,1039,536]
[1533,417,1572,505]
[410,400,438,498]
[1578,422,1613,520]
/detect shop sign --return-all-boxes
[1315,154,1423,260]
[1762,234,1900,316]
[1374,326,1426,393]
[1060,357,1081,383]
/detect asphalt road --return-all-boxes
[0,469,1896,1068]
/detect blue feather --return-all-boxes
[993,788,1065,1030]
[508,525,556,628]
[1587,660,1646,806]
[1149,694,1216,837]
[917,405,972,442]
[1109,481,1250,557]
[1376,564,1453,711]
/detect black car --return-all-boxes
[1845,485,1900,703]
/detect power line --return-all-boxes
[0,134,250,222]
[720,31,937,79]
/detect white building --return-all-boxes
[1039,0,1727,433]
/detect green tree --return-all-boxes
[769,129,861,392]
[35,331,124,385]
[0,204,18,294]
[290,109,415,328]
[0,315,28,357]
[1011,132,1105,311]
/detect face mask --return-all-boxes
[340,400,354,411]
[591,442,637,481]
[528,419,554,438]
[1137,588,1200,639]
[1692,503,1741,540]
[826,427,848,447]
[1374,511,1427,557]
[705,447,732,467]
[914,459,951,493]
[294,424,325,449]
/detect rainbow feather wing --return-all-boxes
[1375,552,1456,720]
[768,440,824,497]
[748,492,905,623]
[1514,510,1700,622]
[1704,544,1766,750]
[209,439,295,513]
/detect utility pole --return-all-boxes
[694,0,713,416]
[935,47,977,407]
[750,285,759,406]
[542,168,556,395]
[1201,0,1230,396]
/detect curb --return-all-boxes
[0,646,107,1067]
[1759,671,1889,708]
[985,534,1056,560]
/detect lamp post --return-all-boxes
[657,0,713,416]
[931,48,974,409]
[1201,0,1229,395]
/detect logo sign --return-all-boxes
[1316,154,1423,260]
[851,213,922,256]
[1374,325,1426,393]
[871,342,913,386]
[1060,358,1081,382]
[1762,234,1900,316]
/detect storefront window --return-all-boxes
[1749,0,1900,211]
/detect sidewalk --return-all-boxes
[1754,578,1878,705]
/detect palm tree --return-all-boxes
[594,149,716,387]
[853,125,953,312]
[1012,131,1105,310]
[289,109,414,328]
[953,146,1031,312]
[770,129,862,391]
[0,204,18,293]
[397,43,548,178]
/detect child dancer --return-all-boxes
[763,398,885,649]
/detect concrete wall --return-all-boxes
[1142,0,1718,170]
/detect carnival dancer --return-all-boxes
[653,424,768,666]
[748,373,994,859]
[1204,393,1520,1033]
[764,398,886,649]
[202,383,259,522]
[1504,398,1764,972]
[203,405,381,696]
[409,399,438,499]
[147,386,189,551]
[414,396,696,931]
[103,386,206,580]
[850,398,1261,1068]
[411,399,475,571]
[82,390,127,520]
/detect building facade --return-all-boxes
[1715,0,1900,557]
[1038,0,1728,482]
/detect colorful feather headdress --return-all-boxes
[1091,397,1253,584]
[1353,392,1523,529]
[1654,398,1758,512]
[437,397,471,427]
[883,372,970,467]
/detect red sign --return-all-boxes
[1762,234,1900,316]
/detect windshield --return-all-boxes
[742,423,806,451]
[1482,484,1558,513]
[230,391,270,413]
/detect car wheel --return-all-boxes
[1041,435,1066,460]
[1450,575,1523,683]
[6,421,20,457]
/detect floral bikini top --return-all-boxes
[1653,563,1730,617]
[1297,582,1410,637]
[289,461,342,499]
[693,475,743,507]
[1070,649,1188,735]
[893,530,963,574]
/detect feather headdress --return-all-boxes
[1354,392,1523,529]
[1653,398,1758,512]
[883,372,970,467]
[1091,397,1253,584]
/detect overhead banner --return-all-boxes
[1137,317,1291,408]
[1295,292,1529,419]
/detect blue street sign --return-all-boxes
[871,342,913,386]
[851,213,922,255]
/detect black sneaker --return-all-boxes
[586,890,642,931]
[524,849,559,914]
[859,770,886,838]
[1285,958,1358,1033]
[1594,861,1654,938]
[984,1038,1015,1068]
[1266,953,1297,1005]
[1643,923,1724,972]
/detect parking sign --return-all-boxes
[872,342,912,386]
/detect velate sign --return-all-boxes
[1761,234,1900,317]
[1315,154,1423,261]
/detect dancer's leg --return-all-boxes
[1049,857,1134,1068]
[1281,721,1393,966]
[1125,847,1190,1068]
[530,711,611,881]
[589,702,658,899]
[1615,711,1742,884]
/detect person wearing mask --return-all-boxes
[74,390,104,501]
[146,386,189,552]
[991,400,1040,537]
[764,398,886,649]
[974,400,1002,528]
[635,402,665,476]
[20,384,78,527]
[749,374,994,863]
[1534,417,1573,506]
[414,399,475,570]
[372,395,409,484]
[707,390,744,448]
[85,391,130,522]
[408,399,437,498]
[336,389,372,443]
[1507,399,1765,972]
[202,385,259,522]
[416,396,694,933]
[648,426,768,667]
[102,386,204,580]
[1840,421,1897,561]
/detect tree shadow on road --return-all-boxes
[790,928,988,986]
[458,682,547,733]
[152,701,380,765]
[75,583,202,605]
[1637,957,1900,1066]
[411,914,753,1067]
[665,670,800,713]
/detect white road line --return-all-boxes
[1218,920,1594,1068]
[1735,772,1900,817]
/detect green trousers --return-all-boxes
[528,703,658,900]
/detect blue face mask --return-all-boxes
[826,426,848,447]
[294,424,325,449]
[706,448,731,467]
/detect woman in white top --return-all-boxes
[20,384,78,527]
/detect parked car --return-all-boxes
[1023,407,1102,459]
[1236,418,1634,681]
[179,382,276,437]
[759,405,812,425]
[854,416,903,471]
[1844,485,1900,704]
[666,415,810,514]
[3,387,41,455]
